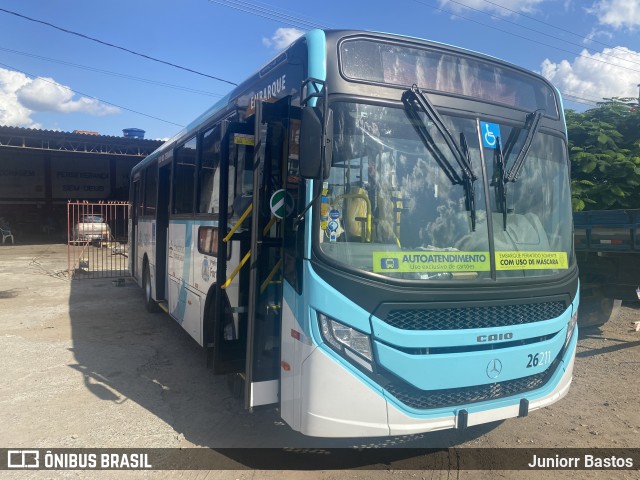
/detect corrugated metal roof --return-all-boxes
[0,125,163,158]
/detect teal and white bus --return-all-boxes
[130,29,578,438]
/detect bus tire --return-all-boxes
[204,288,236,342]
[143,264,161,313]
[226,373,244,400]
[578,292,621,328]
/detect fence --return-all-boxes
[67,201,130,279]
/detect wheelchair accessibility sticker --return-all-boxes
[480,122,501,149]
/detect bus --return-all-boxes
[129,29,578,438]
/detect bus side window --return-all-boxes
[231,135,252,217]
[173,136,197,214]
[198,226,219,256]
[235,143,253,196]
[133,178,143,218]
[143,163,157,216]
[198,127,220,214]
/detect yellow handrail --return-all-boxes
[221,251,251,290]
[260,258,283,294]
[223,203,252,243]
[263,216,277,236]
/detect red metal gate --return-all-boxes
[67,201,130,279]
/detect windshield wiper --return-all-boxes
[402,85,477,230]
[459,131,476,231]
[504,109,543,182]
[492,109,543,230]
[492,137,508,231]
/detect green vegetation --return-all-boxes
[565,98,640,211]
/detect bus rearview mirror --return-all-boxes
[299,107,332,180]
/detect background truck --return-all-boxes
[574,209,640,327]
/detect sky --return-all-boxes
[0,0,639,140]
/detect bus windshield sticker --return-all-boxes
[495,251,568,270]
[372,252,490,273]
[234,134,255,146]
[372,251,569,273]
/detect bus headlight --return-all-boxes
[564,309,578,349]
[318,313,373,370]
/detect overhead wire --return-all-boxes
[211,0,640,75]
[409,0,640,105]
[208,0,330,30]
[0,0,616,131]
[439,0,640,69]
[0,7,238,86]
[561,94,600,107]
[411,1,640,77]
[0,61,186,128]
[477,0,640,61]
[0,46,224,98]
[208,0,619,107]
[208,0,640,95]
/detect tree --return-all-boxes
[566,101,640,211]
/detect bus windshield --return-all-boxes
[317,101,573,281]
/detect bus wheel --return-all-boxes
[206,290,236,341]
[226,373,244,400]
[143,264,161,313]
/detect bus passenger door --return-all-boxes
[243,98,292,409]
[208,120,254,375]
[130,176,141,279]
[208,100,290,410]
[156,161,171,302]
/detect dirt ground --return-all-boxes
[0,243,638,480]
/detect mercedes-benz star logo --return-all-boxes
[486,359,503,379]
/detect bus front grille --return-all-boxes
[383,301,566,330]
[384,357,560,410]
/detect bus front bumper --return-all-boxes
[298,334,576,438]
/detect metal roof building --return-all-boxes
[0,125,162,241]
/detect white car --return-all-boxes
[73,214,111,243]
